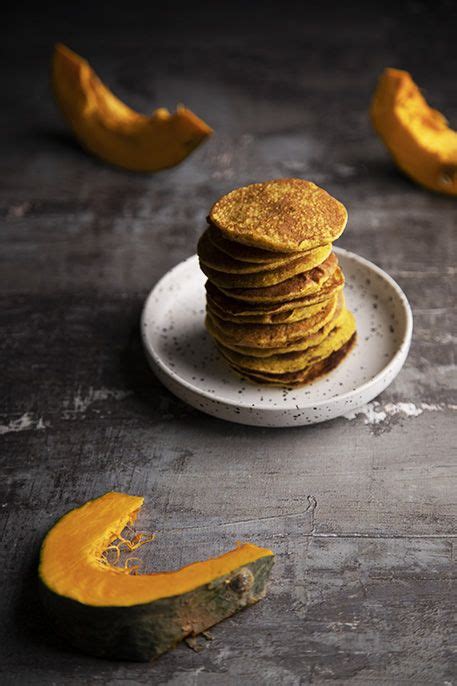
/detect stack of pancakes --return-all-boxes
[198,178,357,386]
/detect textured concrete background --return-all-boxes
[1,1,456,684]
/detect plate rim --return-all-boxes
[141,247,413,411]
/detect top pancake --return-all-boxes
[209,178,347,252]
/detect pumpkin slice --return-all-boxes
[52,44,213,172]
[370,68,457,195]
[39,492,274,661]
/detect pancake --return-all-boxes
[209,178,347,252]
[216,252,338,303]
[205,267,345,316]
[206,294,333,325]
[228,334,356,386]
[214,308,341,357]
[214,295,345,357]
[217,309,356,374]
[206,295,338,349]
[207,223,299,264]
[199,227,298,272]
[200,243,331,289]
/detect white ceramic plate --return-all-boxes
[141,248,412,427]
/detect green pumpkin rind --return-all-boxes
[39,554,274,662]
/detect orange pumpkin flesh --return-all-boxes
[52,44,213,172]
[370,68,457,195]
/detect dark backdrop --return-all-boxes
[1,2,456,685]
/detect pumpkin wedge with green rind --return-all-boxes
[39,492,274,662]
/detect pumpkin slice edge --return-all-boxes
[38,492,274,661]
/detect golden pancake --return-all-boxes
[206,296,338,349]
[207,223,299,264]
[218,309,356,374]
[209,178,347,252]
[214,309,340,357]
[228,334,356,386]
[216,252,338,303]
[200,243,331,289]
[213,294,344,357]
[206,294,333,325]
[205,267,344,316]
[199,227,298,272]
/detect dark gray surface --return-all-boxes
[1,2,456,684]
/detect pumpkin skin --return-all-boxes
[39,492,274,661]
[370,68,457,195]
[52,44,212,172]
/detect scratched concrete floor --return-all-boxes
[1,2,456,684]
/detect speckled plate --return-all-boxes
[141,248,412,427]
